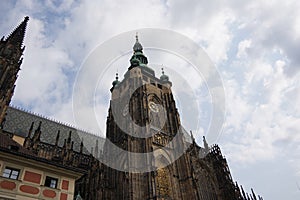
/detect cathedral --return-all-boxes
[0,17,263,200]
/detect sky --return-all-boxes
[1,0,300,199]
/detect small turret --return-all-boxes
[55,130,60,146]
[91,147,94,156]
[241,185,247,199]
[67,131,72,144]
[110,72,121,92]
[203,136,209,151]
[33,121,42,142]
[112,73,120,87]
[95,139,99,158]
[160,68,169,82]
[28,122,34,138]
[251,188,257,200]
[63,139,66,149]
[24,121,34,148]
[80,139,84,153]
[190,130,195,143]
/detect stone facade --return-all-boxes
[0,17,263,200]
[0,17,28,126]
[75,36,263,200]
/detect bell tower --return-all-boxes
[0,16,29,126]
[102,35,197,200]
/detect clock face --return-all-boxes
[123,104,129,116]
[149,101,159,113]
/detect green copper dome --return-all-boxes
[133,37,143,52]
[160,68,169,82]
[112,73,120,87]
[133,33,143,52]
[129,33,148,68]
[130,56,140,67]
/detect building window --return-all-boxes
[2,167,20,180]
[45,176,58,188]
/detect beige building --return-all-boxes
[0,133,85,200]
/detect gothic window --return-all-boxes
[2,167,20,180]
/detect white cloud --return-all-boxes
[13,16,73,116]
[1,1,300,199]
[237,39,252,58]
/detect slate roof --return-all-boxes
[3,106,105,155]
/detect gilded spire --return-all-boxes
[6,16,29,48]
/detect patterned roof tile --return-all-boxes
[3,106,104,155]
